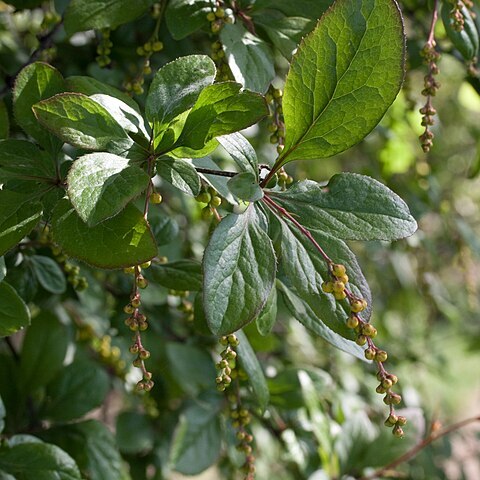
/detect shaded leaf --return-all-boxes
[236,330,270,411]
[256,283,277,336]
[227,172,263,202]
[156,158,201,196]
[220,23,275,93]
[13,62,64,152]
[146,260,202,291]
[116,413,155,455]
[218,132,258,177]
[0,282,30,338]
[0,101,8,139]
[29,255,67,294]
[51,199,157,269]
[165,0,214,40]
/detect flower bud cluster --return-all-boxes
[195,186,222,220]
[419,41,440,152]
[124,263,154,391]
[48,241,89,292]
[265,86,285,155]
[227,392,255,479]
[211,40,231,82]
[323,263,405,436]
[207,5,235,34]
[96,29,113,68]
[448,0,467,31]
[216,334,239,391]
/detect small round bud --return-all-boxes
[332,281,345,292]
[201,206,213,220]
[392,425,404,438]
[334,290,347,300]
[376,384,386,394]
[139,349,150,360]
[364,347,376,360]
[124,304,135,314]
[227,334,239,346]
[375,350,388,362]
[397,416,407,426]
[152,41,163,52]
[361,323,377,337]
[390,393,402,405]
[150,192,162,204]
[129,344,139,354]
[355,335,367,346]
[124,266,135,274]
[331,263,346,276]
[136,275,148,289]
[381,378,393,389]
[387,374,398,385]
[210,196,222,208]
[350,299,366,313]
[346,315,359,329]
[384,414,398,427]
[206,11,216,21]
[338,274,349,284]
[140,261,151,269]
[237,431,246,441]
[321,281,334,293]
[195,191,211,204]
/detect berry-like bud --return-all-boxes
[124,304,135,314]
[364,347,376,360]
[331,263,346,276]
[152,41,163,52]
[334,290,347,300]
[321,281,334,293]
[206,11,216,21]
[361,323,377,338]
[387,374,398,385]
[350,298,366,313]
[397,416,407,426]
[381,378,393,389]
[346,315,359,329]
[140,261,151,269]
[376,384,386,394]
[392,425,404,438]
[355,335,367,346]
[150,192,162,204]
[210,196,222,208]
[201,206,213,220]
[384,414,398,427]
[196,191,211,204]
[375,350,388,362]
[136,275,148,289]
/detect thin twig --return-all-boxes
[195,167,237,178]
[358,415,480,480]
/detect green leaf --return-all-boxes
[165,0,214,40]
[0,442,81,479]
[19,311,70,393]
[146,260,202,291]
[65,76,142,113]
[41,359,110,422]
[166,343,216,396]
[277,281,366,360]
[148,210,179,246]
[156,158,201,196]
[146,55,216,147]
[0,282,30,338]
[178,82,268,150]
[0,191,42,256]
[64,0,153,35]
[276,214,372,339]
[116,413,154,455]
[13,62,65,152]
[220,23,275,93]
[0,101,8,140]
[67,152,150,226]
[441,2,479,61]
[33,93,132,153]
[51,199,157,269]
[279,0,405,164]
[29,256,66,294]
[270,174,417,240]
[203,206,276,335]
[251,0,334,58]
[256,283,277,336]
[236,330,270,410]
[41,420,126,480]
[169,396,222,475]
[0,139,56,181]
[218,132,258,178]
[227,172,264,202]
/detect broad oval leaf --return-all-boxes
[64,0,152,35]
[146,55,216,146]
[146,260,203,291]
[51,200,157,269]
[279,0,405,164]
[165,0,214,40]
[33,93,132,153]
[0,191,43,257]
[177,82,268,150]
[0,282,30,338]
[0,139,56,181]
[29,255,67,294]
[0,443,81,480]
[19,311,70,393]
[227,172,264,202]
[41,360,110,422]
[13,62,65,152]
[220,23,276,93]
[270,174,417,240]
[67,152,150,226]
[218,132,258,177]
[156,157,201,196]
[236,330,270,411]
[203,206,276,335]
